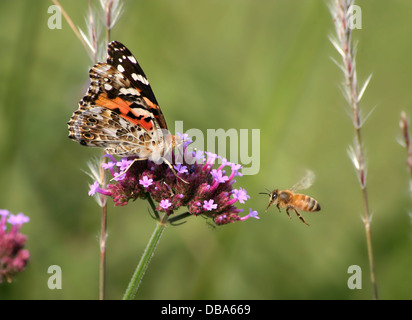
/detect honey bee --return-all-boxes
[261,170,321,226]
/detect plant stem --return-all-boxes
[330,0,378,299]
[123,212,168,300]
[99,153,108,300]
[97,0,117,300]
[361,187,378,299]
[347,45,378,301]
[56,0,124,300]
[99,201,107,300]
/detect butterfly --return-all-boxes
[67,41,181,164]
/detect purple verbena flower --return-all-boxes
[88,181,112,197]
[0,210,30,283]
[91,135,259,226]
[239,208,260,221]
[177,132,193,147]
[192,150,205,164]
[205,151,218,165]
[7,213,30,226]
[203,199,218,211]
[113,172,127,181]
[139,175,153,188]
[174,163,188,174]
[101,161,116,170]
[230,163,243,177]
[88,181,100,196]
[117,158,133,171]
[0,210,9,229]
[0,209,10,217]
[159,199,172,210]
[232,187,250,204]
[210,169,229,183]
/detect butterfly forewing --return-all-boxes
[106,41,157,103]
[106,41,167,129]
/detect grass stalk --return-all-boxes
[98,155,108,300]
[54,0,123,299]
[329,0,378,299]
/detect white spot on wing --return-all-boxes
[131,73,149,85]
[120,87,140,96]
[117,64,125,72]
[128,55,137,64]
[139,74,149,85]
[104,83,113,91]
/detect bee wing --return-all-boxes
[290,170,315,192]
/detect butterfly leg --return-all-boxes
[111,158,144,181]
[161,157,189,184]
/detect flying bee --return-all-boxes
[260,170,321,226]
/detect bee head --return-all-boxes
[270,189,278,201]
[259,189,279,212]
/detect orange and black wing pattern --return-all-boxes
[68,41,168,157]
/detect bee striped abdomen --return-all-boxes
[294,194,321,212]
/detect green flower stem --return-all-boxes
[146,193,160,220]
[168,212,191,225]
[123,208,168,300]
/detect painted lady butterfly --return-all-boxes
[67,41,181,163]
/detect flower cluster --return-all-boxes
[89,135,259,226]
[0,210,30,283]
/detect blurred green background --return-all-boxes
[1,0,411,300]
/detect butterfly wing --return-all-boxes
[106,41,168,129]
[68,41,168,157]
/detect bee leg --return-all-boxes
[291,207,310,226]
[285,207,292,219]
[276,203,282,213]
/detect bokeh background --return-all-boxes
[1,0,411,300]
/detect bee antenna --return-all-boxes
[259,192,270,196]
